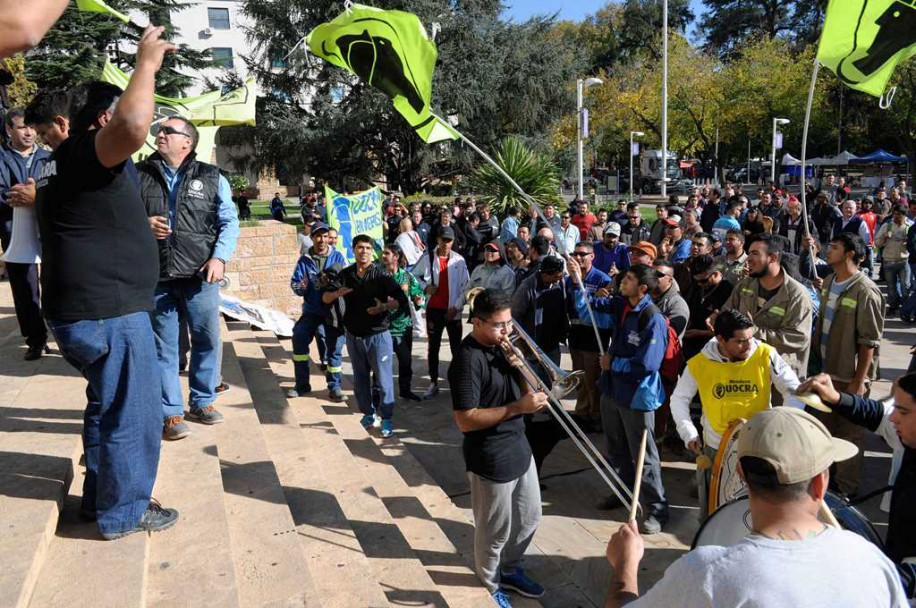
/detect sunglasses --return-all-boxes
[158,125,191,138]
[571,251,591,257]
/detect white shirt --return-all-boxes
[394,230,425,265]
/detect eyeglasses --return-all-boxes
[485,319,513,331]
[571,251,591,257]
[158,125,191,138]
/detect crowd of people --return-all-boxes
[283,180,914,606]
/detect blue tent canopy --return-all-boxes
[850,149,907,163]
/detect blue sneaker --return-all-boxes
[359,414,376,429]
[500,567,544,598]
[491,590,513,608]
[380,418,393,438]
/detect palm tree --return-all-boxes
[469,136,562,215]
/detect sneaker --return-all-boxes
[214,382,230,395]
[285,386,311,398]
[423,381,439,400]
[101,499,179,540]
[328,388,347,403]
[595,494,624,511]
[500,567,545,598]
[188,406,225,425]
[400,391,422,402]
[491,590,513,608]
[360,414,376,429]
[162,416,190,441]
[640,512,668,535]
[380,419,393,438]
[373,415,382,429]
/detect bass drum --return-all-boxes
[692,492,885,550]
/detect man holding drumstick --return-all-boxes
[604,408,907,607]
[448,288,548,608]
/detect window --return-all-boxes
[207,7,230,29]
[212,47,234,68]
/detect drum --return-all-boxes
[707,418,747,515]
[692,491,885,550]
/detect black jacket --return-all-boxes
[334,263,409,337]
[139,153,221,280]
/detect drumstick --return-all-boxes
[629,429,648,522]
[818,499,841,528]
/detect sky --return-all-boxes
[502,0,707,27]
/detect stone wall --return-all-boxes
[224,220,302,319]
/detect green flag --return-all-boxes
[75,0,130,24]
[306,4,459,144]
[817,0,916,97]
[101,60,257,160]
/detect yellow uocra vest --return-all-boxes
[687,342,773,436]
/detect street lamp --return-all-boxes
[629,131,644,201]
[577,76,603,201]
[660,0,668,197]
[771,117,790,184]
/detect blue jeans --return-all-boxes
[291,312,343,391]
[884,260,910,309]
[151,277,221,418]
[315,323,327,364]
[48,312,161,535]
[347,331,395,420]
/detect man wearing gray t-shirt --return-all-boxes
[605,408,908,607]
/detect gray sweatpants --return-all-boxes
[468,456,541,593]
[600,394,668,517]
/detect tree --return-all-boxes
[26,0,210,96]
[2,55,37,108]
[240,0,584,194]
[700,0,827,59]
[469,136,562,213]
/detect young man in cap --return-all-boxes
[664,217,691,264]
[413,225,470,399]
[288,222,347,401]
[604,407,907,607]
[593,222,630,276]
[626,241,657,267]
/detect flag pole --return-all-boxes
[798,58,820,281]
[455,128,606,356]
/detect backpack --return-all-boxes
[637,304,684,382]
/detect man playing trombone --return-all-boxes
[448,288,548,608]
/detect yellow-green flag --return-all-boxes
[306,4,459,144]
[817,0,916,97]
[75,0,130,23]
[101,60,257,160]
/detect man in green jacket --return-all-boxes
[381,243,426,401]
[722,234,813,380]
[812,232,885,496]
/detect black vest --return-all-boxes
[833,214,865,240]
[138,154,221,280]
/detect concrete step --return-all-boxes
[245,329,501,608]
[225,322,392,608]
[146,420,242,608]
[210,321,320,607]
[0,350,85,608]
[258,332,547,608]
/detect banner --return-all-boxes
[101,60,257,161]
[817,0,916,97]
[324,186,384,264]
[75,0,130,23]
[306,4,459,144]
[219,294,294,337]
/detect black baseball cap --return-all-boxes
[439,226,455,240]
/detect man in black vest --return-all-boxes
[139,116,239,441]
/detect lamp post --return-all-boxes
[629,131,644,201]
[577,77,603,201]
[660,0,668,197]
[771,117,790,185]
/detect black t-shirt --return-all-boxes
[35,130,158,321]
[448,334,531,482]
[334,263,409,336]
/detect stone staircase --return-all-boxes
[0,312,536,608]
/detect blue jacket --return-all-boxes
[565,266,613,351]
[592,242,630,275]
[669,238,692,263]
[0,144,51,207]
[576,292,667,410]
[291,248,346,316]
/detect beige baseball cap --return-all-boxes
[737,408,858,485]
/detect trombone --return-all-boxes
[501,320,636,511]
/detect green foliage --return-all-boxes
[228,174,250,192]
[700,0,827,59]
[26,0,210,95]
[3,55,37,107]
[469,136,561,214]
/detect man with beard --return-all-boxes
[714,229,749,286]
[682,255,733,360]
[722,234,812,380]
